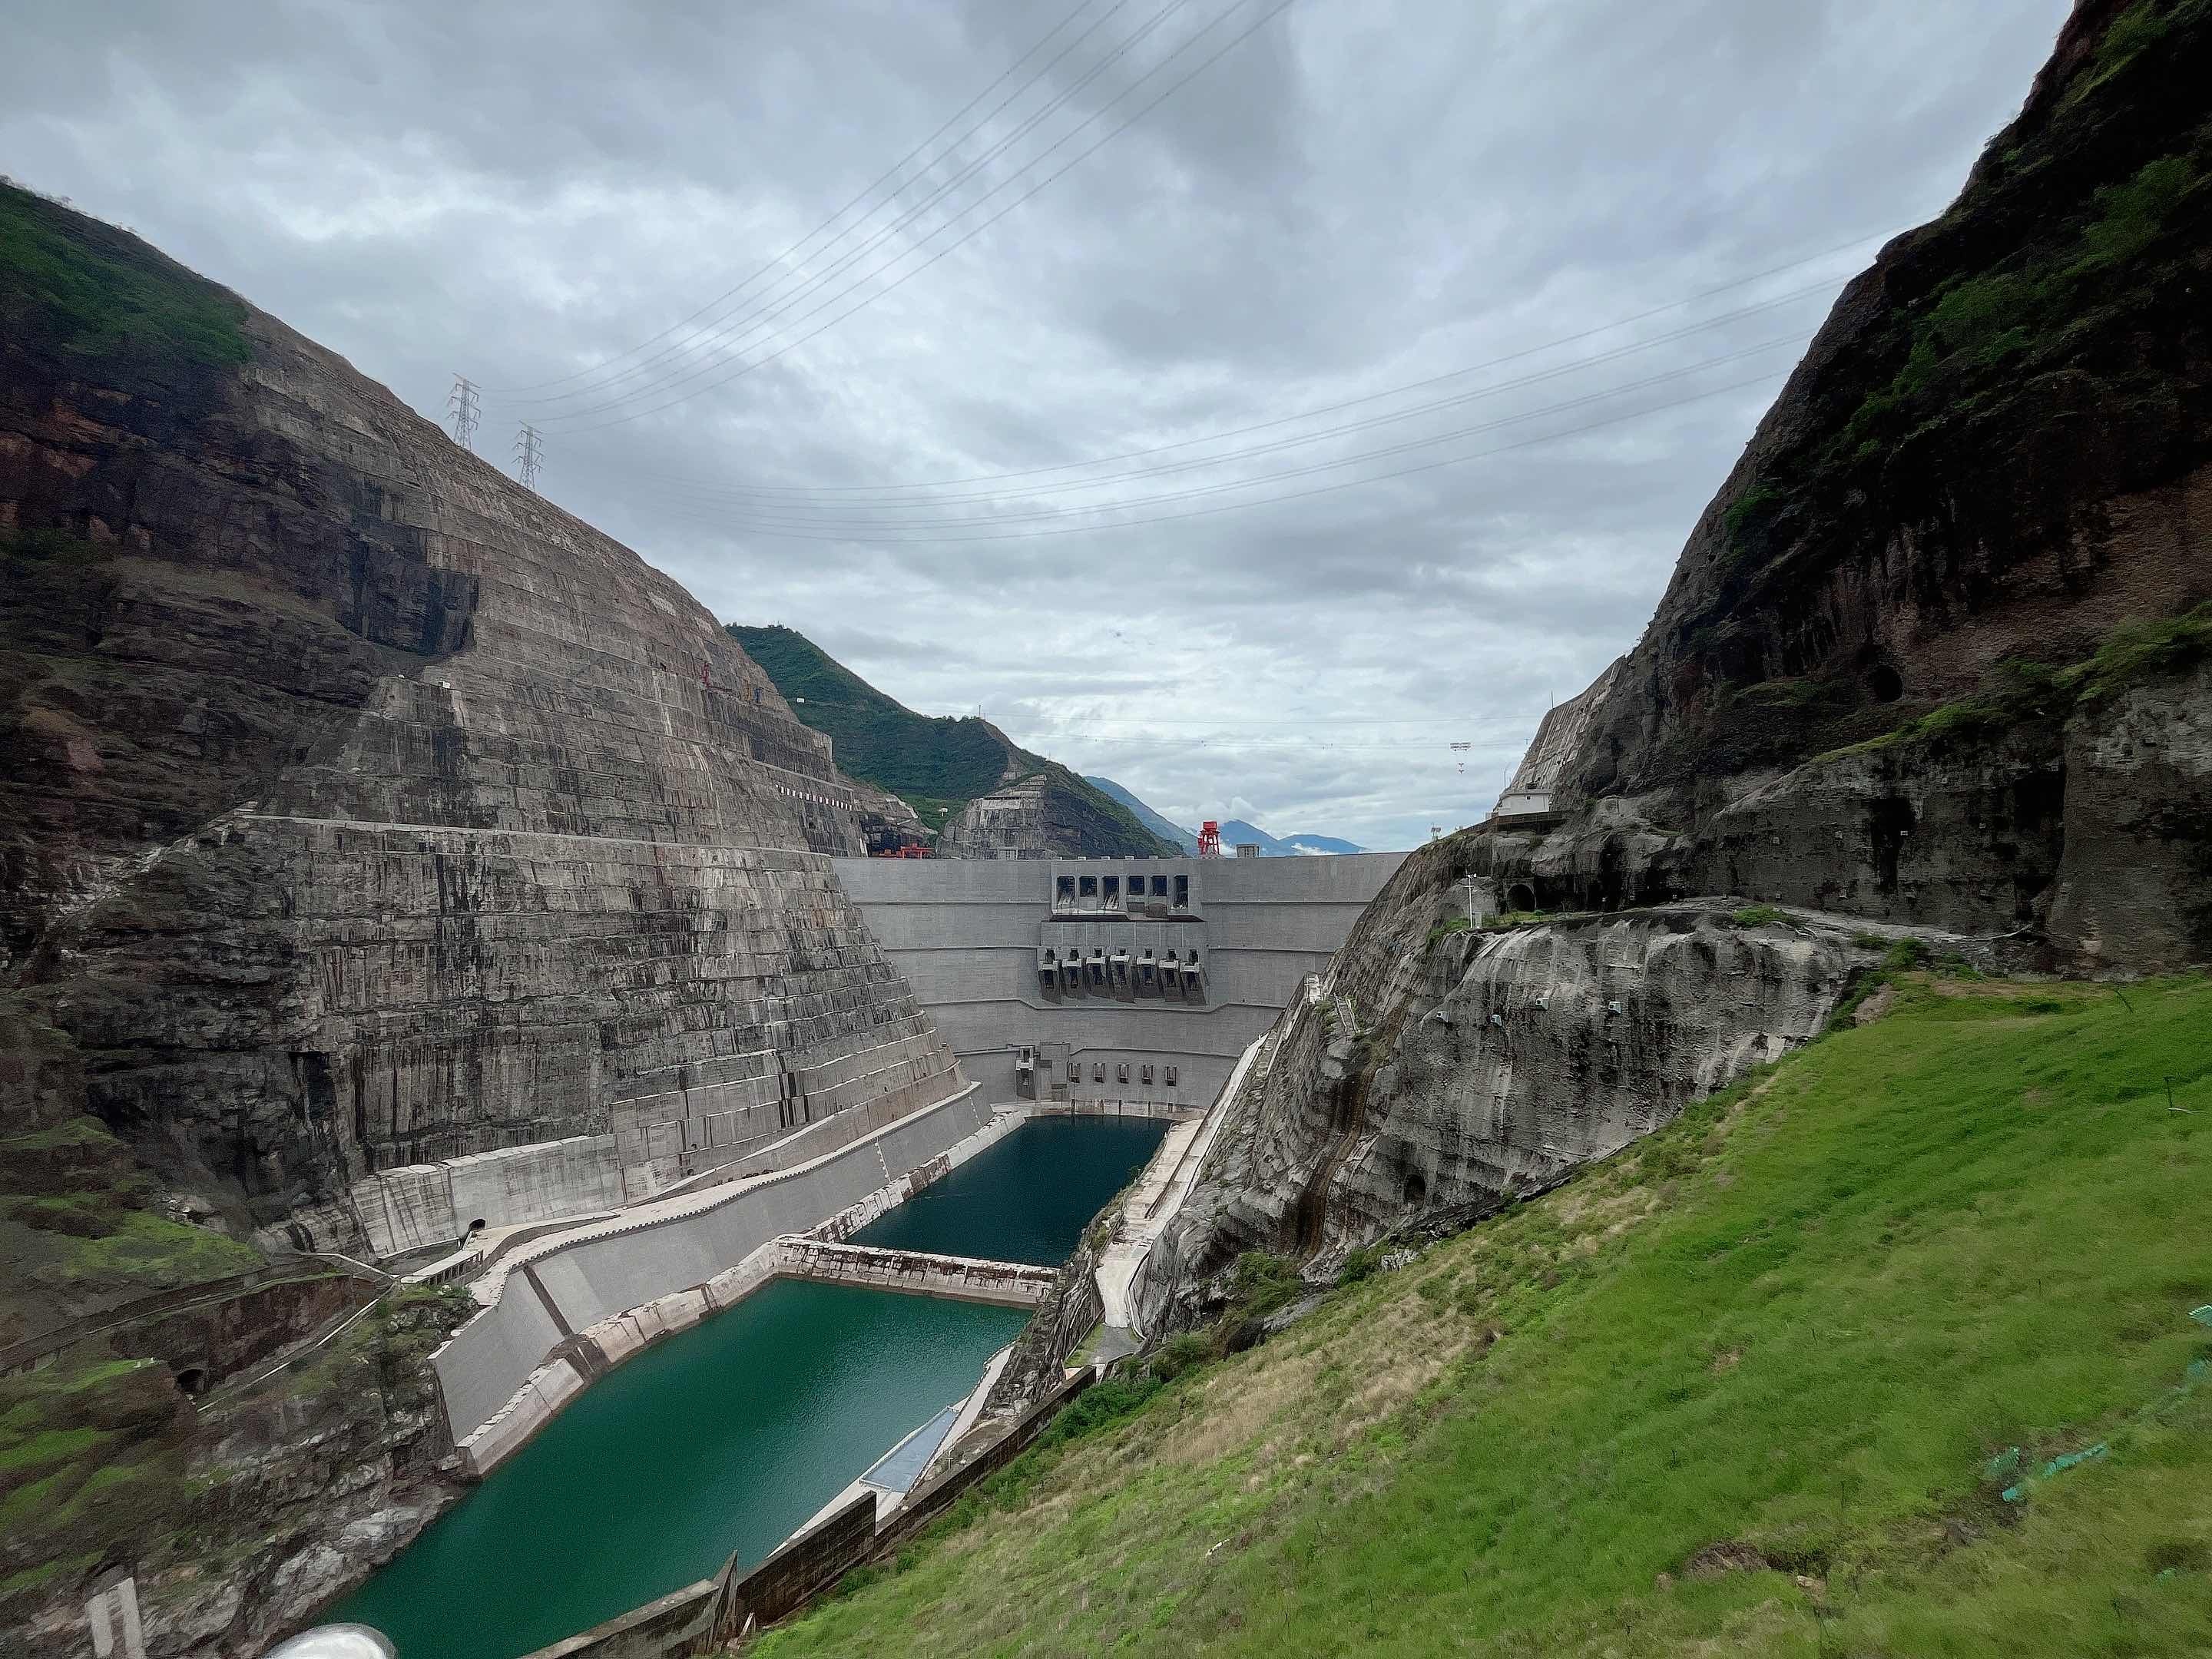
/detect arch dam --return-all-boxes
[831,851,1409,1114]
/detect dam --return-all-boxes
[832,851,1406,1110]
[333,1115,1164,1659]
[320,852,1403,1656]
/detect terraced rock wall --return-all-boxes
[0,187,959,1250]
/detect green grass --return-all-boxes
[0,1358,187,1607]
[0,1116,123,1154]
[760,975,2212,1657]
[1729,906,1789,929]
[0,180,249,371]
[1424,915,1473,949]
[12,1205,258,1288]
[1482,909,1553,931]
[2053,602,2212,704]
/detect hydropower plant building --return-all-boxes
[833,851,1408,1111]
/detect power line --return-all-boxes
[615,285,1833,512]
[482,0,1114,398]
[634,335,1808,532]
[614,227,1886,499]
[537,0,1301,433]
[516,0,1182,413]
[643,362,1791,542]
[525,0,1220,424]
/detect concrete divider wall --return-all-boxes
[359,1030,964,1259]
[774,1241,1056,1306]
[434,1088,999,1444]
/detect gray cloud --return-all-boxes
[1,0,2071,848]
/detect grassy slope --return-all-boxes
[726,624,1176,852]
[0,179,249,373]
[761,975,2212,1657]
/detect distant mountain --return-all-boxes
[1084,780,1366,856]
[1282,833,1366,856]
[1215,819,1286,855]
[1084,776,1200,854]
[729,627,1179,857]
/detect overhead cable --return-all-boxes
[536,0,1303,432]
[483,0,1114,397]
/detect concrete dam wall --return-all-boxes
[832,852,1408,1111]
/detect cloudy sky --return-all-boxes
[4,0,2068,849]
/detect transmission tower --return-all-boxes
[446,374,480,451]
[513,423,544,490]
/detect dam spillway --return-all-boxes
[329,1116,1164,1659]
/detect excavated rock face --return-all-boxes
[2048,658,2212,965]
[933,758,1181,859]
[1145,843,1872,1320]
[0,1291,472,1659]
[0,185,958,1243]
[1495,0,2212,970]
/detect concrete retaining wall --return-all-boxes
[359,1032,964,1259]
[434,1087,998,1446]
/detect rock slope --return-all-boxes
[0,180,959,1250]
[1141,841,1889,1322]
[1502,0,2212,969]
[1154,1,2212,1313]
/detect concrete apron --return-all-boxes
[445,1089,1039,1479]
[1091,1028,1269,1355]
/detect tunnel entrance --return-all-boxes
[1505,882,1537,913]
[174,1366,210,1397]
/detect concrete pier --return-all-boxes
[773,1240,1055,1307]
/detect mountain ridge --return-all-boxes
[1081,777,1369,856]
[728,625,1179,857]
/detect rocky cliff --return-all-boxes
[1149,0,2212,1321]
[0,181,962,1260]
[1497,0,2212,969]
[1139,841,1906,1323]
[0,179,976,1654]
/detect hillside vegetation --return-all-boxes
[727,624,1175,852]
[0,180,248,376]
[760,975,2212,1657]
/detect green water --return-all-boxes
[852,1115,1167,1262]
[332,1118,1164,1659]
